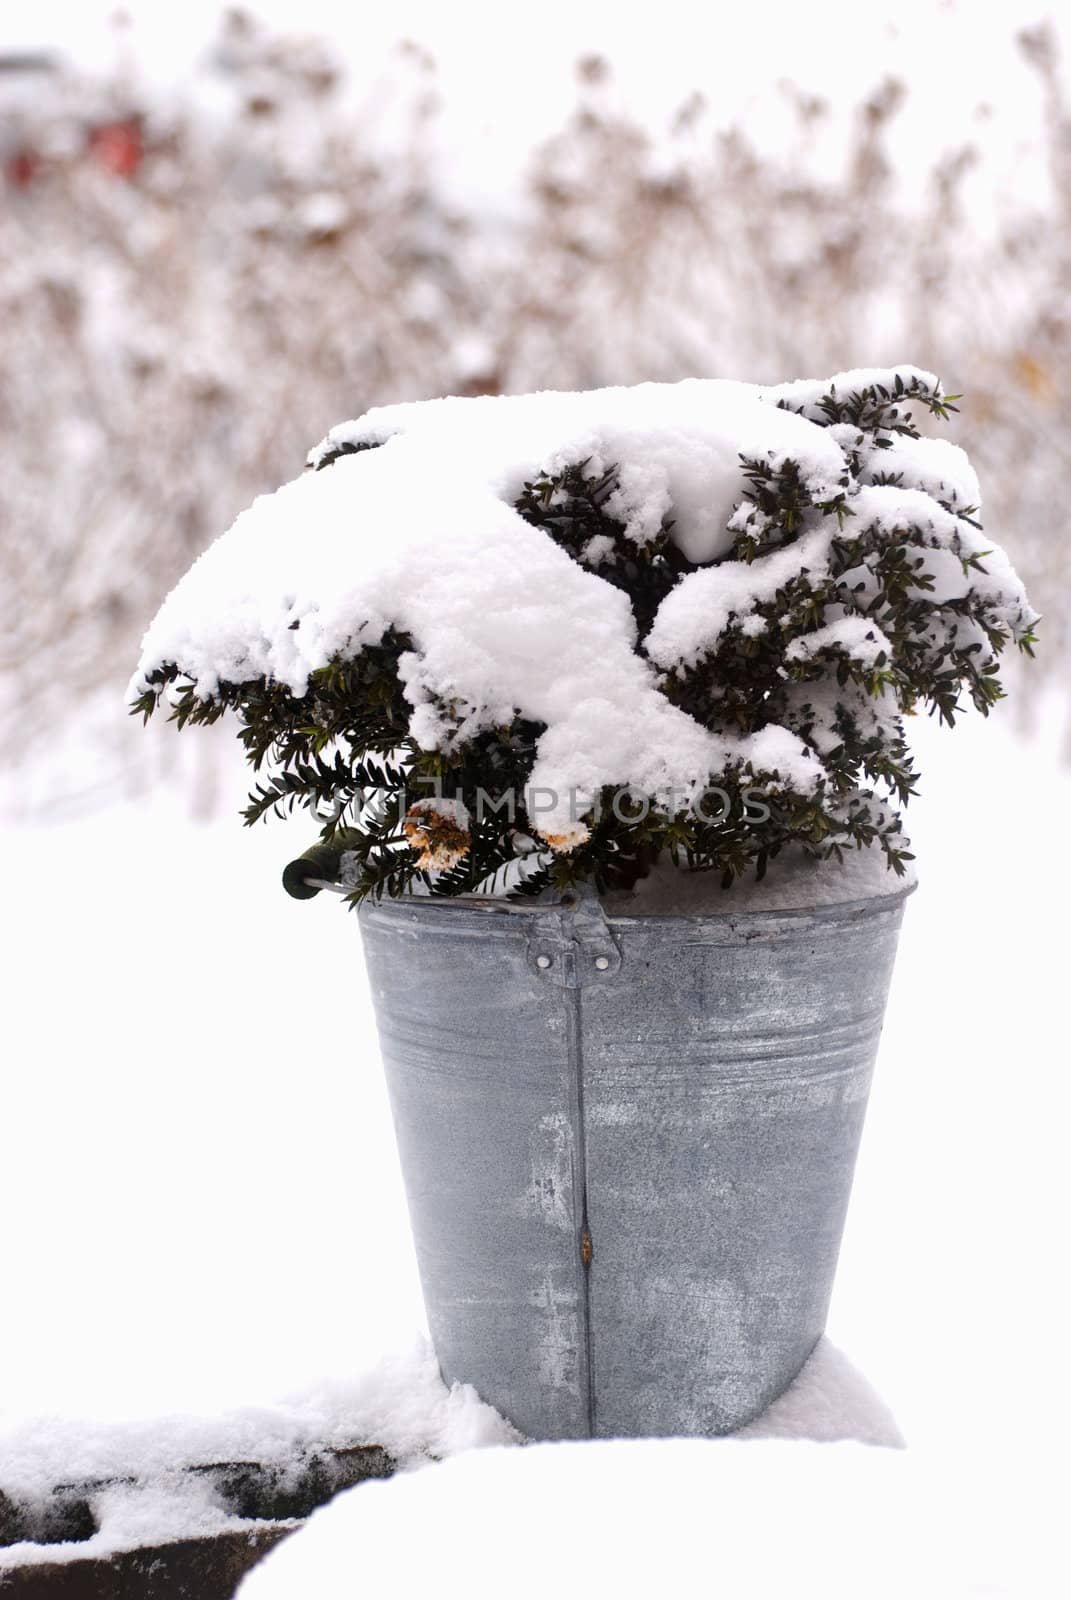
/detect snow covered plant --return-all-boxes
[130,368,1038,903]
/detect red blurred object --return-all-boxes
[4,147,40,188]
[87,118,143,178]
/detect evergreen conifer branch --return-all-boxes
[131,377,1037,904]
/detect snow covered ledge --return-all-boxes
[0,1339,897,1596]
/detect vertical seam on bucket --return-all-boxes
[564,979,596,1438]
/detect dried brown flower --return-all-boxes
[403,801,472,871]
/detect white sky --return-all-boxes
[3,0,1065,211]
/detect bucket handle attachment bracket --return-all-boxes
[525,885,622,988]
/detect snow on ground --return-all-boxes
[235,1435,1059,1600]
[0,1337,899,1569]
[0,692,1067,1586]
[0,1340,517,1569]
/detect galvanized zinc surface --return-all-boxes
[359,885,908,1440]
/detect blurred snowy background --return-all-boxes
[1,2,1068,1591]
[3,0,1070,811]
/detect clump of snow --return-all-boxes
[834,427,982,509]
[644,523,834,669]
[853,483,963,537]
[785,615,893,668]
[848,484,1023,612]
[734,1338,904,1447]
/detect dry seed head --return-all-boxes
[403,801,472,871]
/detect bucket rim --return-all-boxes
[357,876,917,929]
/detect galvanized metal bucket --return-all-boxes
[359,881,911,1440]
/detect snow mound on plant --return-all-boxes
[130,367,1006,840]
